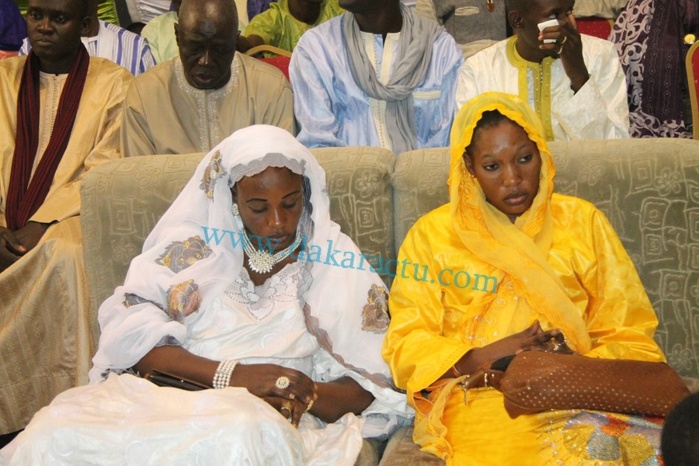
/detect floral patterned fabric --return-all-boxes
[611,0,698,137]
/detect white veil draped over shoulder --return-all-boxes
[90,126,404,401]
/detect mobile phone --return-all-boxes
[147,370,209,391]
[537,18,559,44]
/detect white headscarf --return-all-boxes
[90,125,395,389]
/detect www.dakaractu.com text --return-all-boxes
[202,227,498,293]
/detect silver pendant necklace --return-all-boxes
[242,229,302,274]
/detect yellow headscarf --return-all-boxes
[448,92,591,353]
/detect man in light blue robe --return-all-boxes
[289,0,463,152]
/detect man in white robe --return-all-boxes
[456,0,629,141]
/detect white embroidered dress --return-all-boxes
[2,125,411,465]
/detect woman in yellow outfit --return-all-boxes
[382,92,670,465]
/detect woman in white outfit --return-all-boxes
[3,125,410,465]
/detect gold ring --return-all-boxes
[561,36,567,45]
[275,376,290,389]
[280,400,292,420]
[305,399,314,412]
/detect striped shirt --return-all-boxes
[20,20,157,76]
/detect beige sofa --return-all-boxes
[81,138,699,464]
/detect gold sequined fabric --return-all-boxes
[540,410,664,465]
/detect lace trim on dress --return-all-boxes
[224,261,310,321]
[227,153,305,187]
[227,153,314,224]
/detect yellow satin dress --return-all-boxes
[382,92,666,465]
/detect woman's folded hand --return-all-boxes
[231,363,317,405]
[455,320,571,375]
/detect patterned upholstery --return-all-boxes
[313,147,395,287]
[553,138,699,379]
[81,154,203,342]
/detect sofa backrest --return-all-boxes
[313,147,396,283]
[81,138,699,378]
[553,139,699,378]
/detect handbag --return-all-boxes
[494,351,690,419]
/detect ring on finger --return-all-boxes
[560,36,567,45]
[305,399,314,412]
[275,376,290,389]
[280,400,292,421]
[557,45,564,55]
[553,337,567,352]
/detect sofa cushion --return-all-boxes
[81,154,205,341]
[392,148,450,257]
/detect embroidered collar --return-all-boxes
[506,37,556,141]
[173,55,241,151]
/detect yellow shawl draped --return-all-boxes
[383,92,664,462]
[448,92,592,354]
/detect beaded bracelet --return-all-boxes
[212,359,238,389]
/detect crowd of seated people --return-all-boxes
[1,0,698,462]
[18,0,156,75]
[0,0,133,442]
